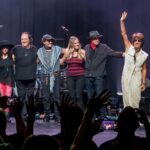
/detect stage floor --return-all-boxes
[6,117,146,148]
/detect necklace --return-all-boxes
[24,50,30,56]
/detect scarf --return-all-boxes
[37,46,61,92]
[90,41,97,50]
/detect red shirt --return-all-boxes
[66,57,85,76]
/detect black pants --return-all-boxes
[41,76,60,120]
[16,79,36,118]
[67,75,85,109]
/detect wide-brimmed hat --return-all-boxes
[89,30,103,39]
[41,34,56,42]
[0,40,14,49]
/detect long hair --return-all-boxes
[66,36,84,59]
[0,47,13,61]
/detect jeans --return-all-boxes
[85,76,104,100]
[85,76,107,118]
[67,76,85,109]
[42,75,60,120]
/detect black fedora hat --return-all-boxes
[89,30,103,39]
[41,34,56,42]
[0,40,14,49]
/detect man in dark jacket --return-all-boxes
[84,30,123,117]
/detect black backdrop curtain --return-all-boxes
[0,0,150,95]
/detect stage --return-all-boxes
[6,117,146,148]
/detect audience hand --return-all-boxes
[26,95,36,122]
[12,97,22,115]
[87,89,112,113]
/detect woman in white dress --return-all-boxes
[120,11,148,108]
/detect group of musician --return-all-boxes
[0,11,149,122]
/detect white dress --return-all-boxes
[121,45,148,108]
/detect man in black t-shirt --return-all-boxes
[12,32,37,119]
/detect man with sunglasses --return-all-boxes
[120,11,148,108]
[37,34,62,122]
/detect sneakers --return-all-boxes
[35,113,40,119]
[35,113,45,119]
[49,113,54,120]
[40,113,45,119]
[4,108,11,123]
[35,112,60,123]
[44,115,50,122]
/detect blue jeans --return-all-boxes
[85,76,104,100]
[85,76,107,118]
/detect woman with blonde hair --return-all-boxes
[60,36,86,109]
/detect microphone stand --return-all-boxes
[64,30,70,47]
[61,26,70,47]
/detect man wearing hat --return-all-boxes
[37,34,63,122]
[84,30,123,118]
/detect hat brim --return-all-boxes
[89,35,103,39]
[0,44,14,50]
[42,38,56,42]
[47,38,56,42]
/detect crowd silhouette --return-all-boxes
[0,89,149,150]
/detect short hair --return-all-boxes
[21,32,33,44]
[131,32,144,47]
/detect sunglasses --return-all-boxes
[45,39,54,42]
[91,37,100,41]
[133,39,143,43]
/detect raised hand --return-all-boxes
[70,89,112,150]
[59,92,76,118]
[87,89,112,113]
[12,97,22,115]
[120,11,128,22]
[134,108,148,124]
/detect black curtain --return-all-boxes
[0,0,150,94]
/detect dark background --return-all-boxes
[0,0,150,96]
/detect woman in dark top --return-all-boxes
[0,40,14,97]
[60,36,86,110]
[0,40,14,119]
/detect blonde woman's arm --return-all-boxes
[60,48,68,65]
[79,49,86,60]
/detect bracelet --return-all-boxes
[142,81,146,85]
[62,56,66,60]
